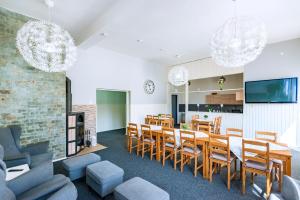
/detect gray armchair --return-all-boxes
[270,176,300,200]
[0,126,53,168]
[0,145,78,200]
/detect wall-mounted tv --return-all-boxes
[245,77,298,103]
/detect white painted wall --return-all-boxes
[67,46,168,125]
[244,38,300,147]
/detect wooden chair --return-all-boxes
[255,131,283,192]
[242,139,273,197]
[161,119,171,128]
[153,116,159,120]
[180,130,203,177]
[160,114,166,118]
[166,114,172,118]
[209,134,237,190]
[146,115,153,119]
[127,123,141,155]
[145,115,153,124]
[141,124,156,160]
[255,131,277,143]
[149,118,158,125]
[162,127,180,170]
[213,117,222,134]
[197,124,211,134]
[226,128,243,138]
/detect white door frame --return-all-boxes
[96,88,131,133]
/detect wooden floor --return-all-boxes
[78,144,107,156]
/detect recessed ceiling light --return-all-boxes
[159,48,165,52]
[137,39,143,43]
[175,55,182,58]
[280,52,285,56]
[99,32,108,37]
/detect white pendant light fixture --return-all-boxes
[168,66,189,86]
[16,0,77,72]
[210,0,267,68]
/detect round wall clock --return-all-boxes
[144,80,155,94]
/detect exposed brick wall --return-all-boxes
[0,8,66,159]
[72,105,96,138]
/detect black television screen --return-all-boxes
[245,77,298,103]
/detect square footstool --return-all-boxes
[114,177,170,200]
[86,160,124,197]
[62,153,101,181]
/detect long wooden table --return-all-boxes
[150,128,292,178]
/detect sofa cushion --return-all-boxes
[62,153,101,171]
[86,160,124,185]
[0,160,16,200]
[30,152,53,168]
[17,174,69,200]
[0,127,20,158]
[47,182,78,200]
[114,177,169,200]
[282,176,300,200]
[245,160,273,171]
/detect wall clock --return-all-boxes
[144,80,155,94]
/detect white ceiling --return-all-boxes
[1,0,300,66]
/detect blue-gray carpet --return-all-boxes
[54,129,299,200]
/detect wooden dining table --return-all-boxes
[138,125,292,178]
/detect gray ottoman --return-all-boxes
[114,177,170,200]
[62,153,101,181]
[86,160,124,197]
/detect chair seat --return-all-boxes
[143,138,155,143]
[183,147,200,154]
[245,160,273,171]
[130,135,140,140]
[210,153,235,162]
[165,143,178,149]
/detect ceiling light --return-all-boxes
[210,0,267,68]
[137,39,143,43]
[168,66,189,86]
[16,0,77,72]
[175,55,182,58]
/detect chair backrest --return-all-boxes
[197,124,211,134]
[180,130,197,152]
[141,124,152,140]
[192,115,200,120]
[153,116,159,120]
[149,118,158,125]
[162,127,176,147]
[213,117,222,134]
[160,114,166,118]
[226,128,243,138]
[209,134,230,161]
[242,139,270,171]
[146,115,153,119]
[166,114,172,118]
[255,131,277,143]
[127,123,138,137]
[161,119,171,128]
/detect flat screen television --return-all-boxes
[245,77,298,103]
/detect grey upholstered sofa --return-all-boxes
[270,175,300,200]
[0,125,53,168]
[0,145,78,200]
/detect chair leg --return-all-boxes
[251,173,254,185]
[266,172,271,197]
[142,142,145,158]
[209,159,213,182]
[162,148,165,167]
[227,163,231,191]
[136,139,140,156]
[194,155,198,177]
[242,167,246,194]
[180,152,184,173]
[278,165,282,192]
[129,138,132,154]
[234,159,237,180]
[174,150,177,170]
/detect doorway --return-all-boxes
[171,94,178,125]
[96,89,130,133]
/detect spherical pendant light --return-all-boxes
[211,16,267,68]
[16,0,77,72]
[168,66,189,86]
